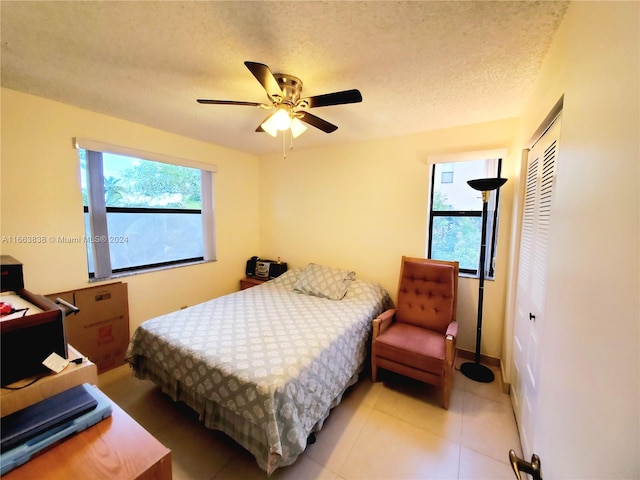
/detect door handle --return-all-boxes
[529,312,536,321]
[509,449,543,480]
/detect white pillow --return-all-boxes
[293,263,356,300]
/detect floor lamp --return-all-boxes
[460,177,507,383]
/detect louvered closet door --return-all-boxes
[512,114,561,457]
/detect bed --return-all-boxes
[125,264,392,474]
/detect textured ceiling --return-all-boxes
[0,1,569,155]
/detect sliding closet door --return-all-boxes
[511,114,562,456]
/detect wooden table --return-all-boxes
[3,398,172,480]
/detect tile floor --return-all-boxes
[98,359,522,480]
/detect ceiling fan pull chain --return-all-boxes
[282,130,287,160]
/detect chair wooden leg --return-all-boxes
[371,358,378,382]
[442,385,450,410]
[442,366,452,409]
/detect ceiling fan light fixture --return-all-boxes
[261,107,303,138]
[272,108,292,130]
[261,108,292,136]
[290,117,307,138]
[261,109,291,137]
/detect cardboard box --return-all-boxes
[48,282,129,373]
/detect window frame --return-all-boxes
[426,150,506,278]
[75,138,217,280]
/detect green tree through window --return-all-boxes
[80,148,214,279]
[428,159,502,277]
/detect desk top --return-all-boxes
[3,398,171,480]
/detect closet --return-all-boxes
[511,113,562,456]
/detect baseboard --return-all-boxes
[456,348,500,367]
[500,362,511,395]
[456,348,510,394]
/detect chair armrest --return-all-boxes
[373,309,396,338]
[445,321,457,363]
[445,320,458,340]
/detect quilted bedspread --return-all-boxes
[126,269,392,473]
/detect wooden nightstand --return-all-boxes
[240,277,267,290]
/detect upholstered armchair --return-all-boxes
[372,256,459,409]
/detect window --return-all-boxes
[427,155,503,277]
[76,139,216,280]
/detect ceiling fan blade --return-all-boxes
[255,111,277,133]
[244,61,284,102]
[255,115,268,133]
[300,89,363,108]
[197,99,262,107]
[298,111,338,133]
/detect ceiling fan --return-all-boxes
[197,61,362,138]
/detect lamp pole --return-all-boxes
[460,177,507,383]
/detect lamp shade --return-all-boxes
[261,114,279,137]
[271,108,292,130]
[467,177,507,192]
[290,117,307,138]
[261,108,293,137]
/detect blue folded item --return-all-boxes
[0,383,113,475]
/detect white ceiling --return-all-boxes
[0,1,569,155]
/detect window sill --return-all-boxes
[89,259,216,283]
[459,272,496,281]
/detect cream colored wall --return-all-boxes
[504,1,639,477]
[0,88,261,331]
[258,118,519,358]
